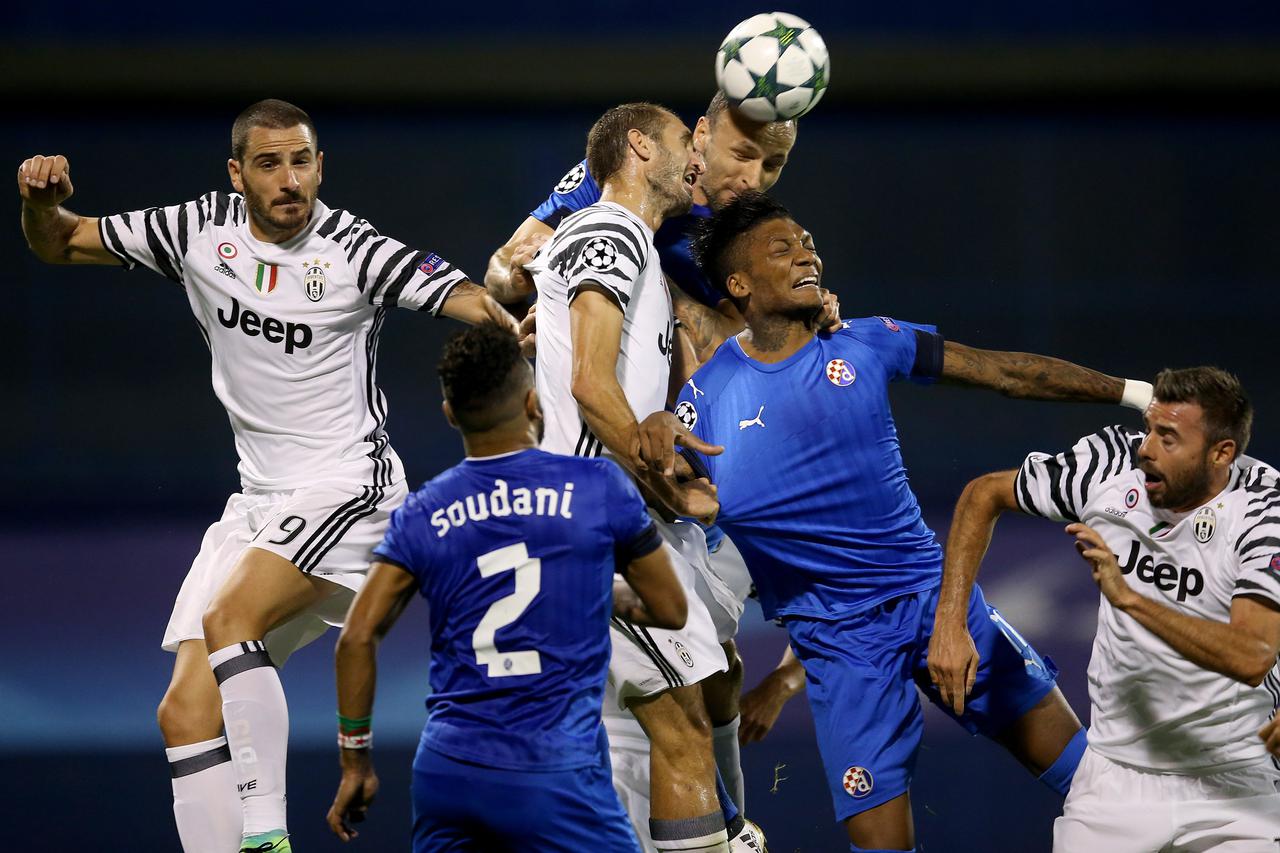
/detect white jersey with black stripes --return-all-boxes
[525,201,674,458]
[1016,426,1280,773]
[98,194,468,491]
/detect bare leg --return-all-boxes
[844,791,915,850]
[989,687,1083,776]
[158,639,223,747]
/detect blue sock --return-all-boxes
[1039,726,1087,796]
[850,845,915,852]
[717,767,743,836]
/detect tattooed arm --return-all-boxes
[941,340,1141,405]
[671,280,745,370]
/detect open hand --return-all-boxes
[927,620,979,715]
[1067,522,1134,608]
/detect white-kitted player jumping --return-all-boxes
[17,99,516,853]
[930,366,1280,851]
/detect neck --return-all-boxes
[460,422,538,459]
[247,208,311,244]
[737,313,814,363]
[600,178,666,232]
[1172,468,1233,513]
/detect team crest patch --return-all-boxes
[582,237,618,272]
[303,264,327,302]
[876,316,900,332]
[253,262,278,294]
[217,242,238,259]
[1125,488,1140,509]
[672,640,694,668]
[554,163,587,194]
[675,400,698,430]
[826,358,856,387]
[419,252,444,276]
[842,766,873,799]
[1192,506,1216,543]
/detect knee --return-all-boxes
[723,643,744,690]
[157,686,221,744]
[201,598,239,648]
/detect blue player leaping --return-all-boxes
[664,192,1155,852]
[326,324,688,852]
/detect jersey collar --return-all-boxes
[727,331,820,373]
[237,198,330,263]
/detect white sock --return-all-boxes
[712,716,745,814]
[167,736,242,853]
[210,641,289,836]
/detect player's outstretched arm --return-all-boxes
[438,281,521,337]
[615,543,688,630]
[484,216,552,304]
[929,469,1022,715]
[18,155,119,266]
[739,645,806,745]
[328,560,418,842]
[1069,522,1280,687]
[940,341,1152,410]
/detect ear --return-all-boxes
[441,399,459,430]
[316,150,324,186]
[1209,438,1237,467]
[228,158,244,193]
[627,128,654,163]
[726,271,750,302]
[693,116,711,153]
[525,387,542,421]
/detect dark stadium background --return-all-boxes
[3,2,1279,850]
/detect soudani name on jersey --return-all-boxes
[373,449,660,772]
[532,159,720,308]
[1016,425,1280,772]
[674,316,947,621]
[98,192,468,491]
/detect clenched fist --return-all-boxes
[17,155,74,209]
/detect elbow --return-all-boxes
[656,591,688,631]
[336,624,377,656]
[570,372,598,409]
[1237,654,1276,689]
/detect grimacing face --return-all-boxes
[730,216,824,319]
[1138,399,1229,510]
[694,111,796,210]
[647,113,704,219]
[228,124,322,239]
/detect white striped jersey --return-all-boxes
[1016,425,1280,773]
[98,193,468,491]
[525,201,675,457]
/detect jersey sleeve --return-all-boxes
[549,211,648,311]
[1232,467,1280,607]
[600,461,662,563]
[845,316,943,382]
[1014,426,1142,522]
[372,494,429,580]
[339,215,469,314]
[529,160,602,228]
[97,192,228,285]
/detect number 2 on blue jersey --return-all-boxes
[472,542,542,677]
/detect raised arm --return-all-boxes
[484,216,553,304]
[941,340,1151,409]
[328,560,418,841]
[928,470,1022,714]
[438,281,521,336]
[18,155,119,266]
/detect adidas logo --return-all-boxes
[214,261,237,279]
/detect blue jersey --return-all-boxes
[531,160,721,308]
[674,317,946,621]
[374,449,660,772]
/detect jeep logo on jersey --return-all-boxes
[826,358,856,387]
[555,163,586,194]
[216,297,313,354]
[582,237,618,272]
[303,265,326,302]
[675,400,698,430]
[842,766,873,798]
[1192,506,1216,543]
[1117,540,1204,602]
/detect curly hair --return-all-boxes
[689,190,792,300]
[437,323,529,432]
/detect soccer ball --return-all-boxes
[715,11,830,122]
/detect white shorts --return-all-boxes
[702,533,751,644]
[608,518,728,708]
[162,480,408,664]
[1054,746,1280,853]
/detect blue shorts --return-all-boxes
[411,741,640,853]
[785,584,1058,822]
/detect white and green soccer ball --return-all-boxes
[715,11,830,122]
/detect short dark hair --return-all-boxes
[586,102,673,186]
[705,91,732,127]
[1153,366,1253,457]
[437,324,530,432]
[231,99,317,162]
[690,190,792,300]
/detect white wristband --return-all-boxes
[1121,379,1153,412]
[338,732,372,750]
